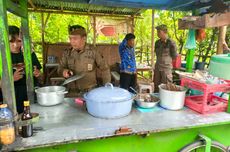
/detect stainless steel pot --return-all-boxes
[159,84,187,110]
[84,83,133,119]
[35,86,68,106]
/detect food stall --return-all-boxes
[1,0,230,152]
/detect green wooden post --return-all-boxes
[0,0,17,115]
[19,0,35,102]
[186,49,195,72]
[6,0,27,18]
[185,11,197,73]
[227,93,230,113]
[0,49,2,77]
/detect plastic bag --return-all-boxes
[185,29,196,49]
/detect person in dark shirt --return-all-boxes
[5,25,42,113]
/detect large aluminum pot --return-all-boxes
[84,83,133,119]
[159,84,187,110]
[35,86,68,106]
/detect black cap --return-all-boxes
[125,33,135,41]
[156,24,168,32]
[68,25,86,36]
[68,25,85,32]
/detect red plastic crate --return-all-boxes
[181,77,230,114]
[185,94,228,114]
[181,78,230,93]
[172,54,181,69]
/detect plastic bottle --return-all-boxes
[0,104,15,145]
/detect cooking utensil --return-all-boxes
[159,84,187,110]
[35,86,68,106]
[62,73,85,86]
[129,87,138,94]
[84,83,133,119]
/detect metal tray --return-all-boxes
[135,94,159,109]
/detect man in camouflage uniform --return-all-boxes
[58,25,111,96]
[154,24,177,92]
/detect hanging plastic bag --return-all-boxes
[185,29,196,49]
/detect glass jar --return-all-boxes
[0,104,15,145]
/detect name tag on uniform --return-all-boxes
[88,64,93,71]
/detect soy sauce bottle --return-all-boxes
[21,101,33,138]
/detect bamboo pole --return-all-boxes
[93,16,96,47]
[217,26,227,54]
[20,0,35,102]
[41,13,46,73]
[0,0,17,116]
[131,15,135,33]
[151,9,155,81]
[41,13,50,69]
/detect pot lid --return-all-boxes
[84,83,132,103]
[211,54,230,64]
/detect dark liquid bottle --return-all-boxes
[21,101,33,138]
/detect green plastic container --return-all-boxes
[189,89,203,95]
[209,54,230,80]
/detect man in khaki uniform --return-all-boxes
[58,25,111,95]
[154,24,177,92]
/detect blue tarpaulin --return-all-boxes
[89,0,230,11]
[30,0,230,16]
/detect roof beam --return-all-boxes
[134,8,143,15]
[28,9,142,18]
[178,12,230,29]
[28,0,36,10]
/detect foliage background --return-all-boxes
[7,10,229,68]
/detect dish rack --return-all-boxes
[180,77,230,114]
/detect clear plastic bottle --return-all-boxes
[0,104,15,145]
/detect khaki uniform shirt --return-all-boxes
[155,38,177,71]
[58,45,111,91]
